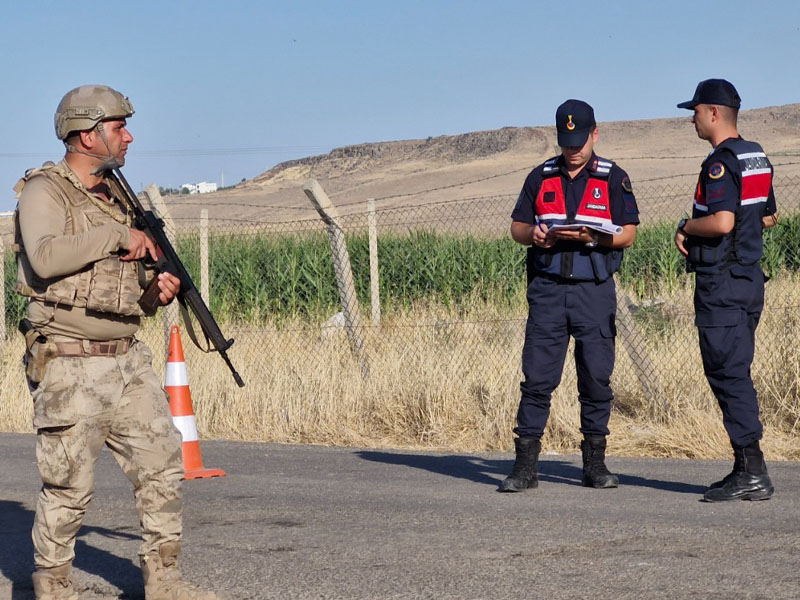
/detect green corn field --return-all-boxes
[5,213,800,330]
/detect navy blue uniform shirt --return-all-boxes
[511,154,640,228]
[687,137,777,271]
[694,138,777,219]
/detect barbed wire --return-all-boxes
[165,169,798,218]
[329,167,532,205]
[169,179,800,225]
[149,156,800,224]
[372,194,515,213]
[166,199,313,212]
[171,215,322,227]
[303,159,800,210]
[234,317,532,335]
[153,161,800,231]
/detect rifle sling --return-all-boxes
[177,296,213,353]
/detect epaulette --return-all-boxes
[589,156,614,177]
[542,156,560,174]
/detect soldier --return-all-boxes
[675,79,778,502]
[15,85,223,599]
[501,99,640,492]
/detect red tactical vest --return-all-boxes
[528,156,622,282]
[535,176,613,231]
[688,138,773,272]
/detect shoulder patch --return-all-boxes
[708,162,725,180]
[542,157,559,174]
[621,176,633,193]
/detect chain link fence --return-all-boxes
[3,168,800,454]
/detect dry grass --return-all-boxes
[2,276,799,462]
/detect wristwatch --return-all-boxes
[677,218,688,235]
[585,231,600,248]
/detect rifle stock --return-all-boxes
[109,168,245,388]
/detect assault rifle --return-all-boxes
[108,168,245,388]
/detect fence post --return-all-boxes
[367,198,380,328]
[303,179,367,370]
[0,235,5,341]
[143,185,179,351]
[200,209,209,306]
[615,286,668,419]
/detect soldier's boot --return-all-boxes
[703,442,774,502]
[141,542,224,600]
[707,442,746,491]
[581,435,619,489]
[32,564,79,600]
[498,436,541,492]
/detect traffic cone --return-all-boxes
[165,325,226,480]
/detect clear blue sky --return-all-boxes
[1,0,798,210]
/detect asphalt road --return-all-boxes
[1,432,798,600]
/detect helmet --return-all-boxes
[54,84,134,140]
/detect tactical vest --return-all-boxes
[527,156,623,282]
[13,161,144,317]
[687,138,773,273]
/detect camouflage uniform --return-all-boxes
[31,342,183,567]
[16,160,183,570]
[20,83,224,600]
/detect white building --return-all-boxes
[181,181,218,194]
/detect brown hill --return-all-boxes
[157,103,800,228]
[2,104,799,243]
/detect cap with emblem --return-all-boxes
[555,99,596,148]
[677,79,741,110]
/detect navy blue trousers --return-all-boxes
[515,276,616,438]
[694,264,765,447]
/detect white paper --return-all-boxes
[546,222,623,236]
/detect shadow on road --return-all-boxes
[356,451,707,495]
[0,500,142,599]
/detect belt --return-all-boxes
[52,338,134,357]
[534,272,600,284]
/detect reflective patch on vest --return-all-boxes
[693,176,708,212]
[708,162,725,180]
[586,203,607,211]
[592,187,603,199]
[739,152,769,171]
[544,191,556,203]
[738,151,771,206]
[594,159,612,175]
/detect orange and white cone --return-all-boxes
[165,325,226,480]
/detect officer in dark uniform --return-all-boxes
[500,99,640,493]
[675,79,778,502]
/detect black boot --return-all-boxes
[499,437,541,492]
[707,443,746,490]
[704,442,774,502]
[581,435,619,489]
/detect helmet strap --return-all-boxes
[64,122,121,175]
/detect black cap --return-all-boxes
[555,99,596,147]
[677,79,741,110]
